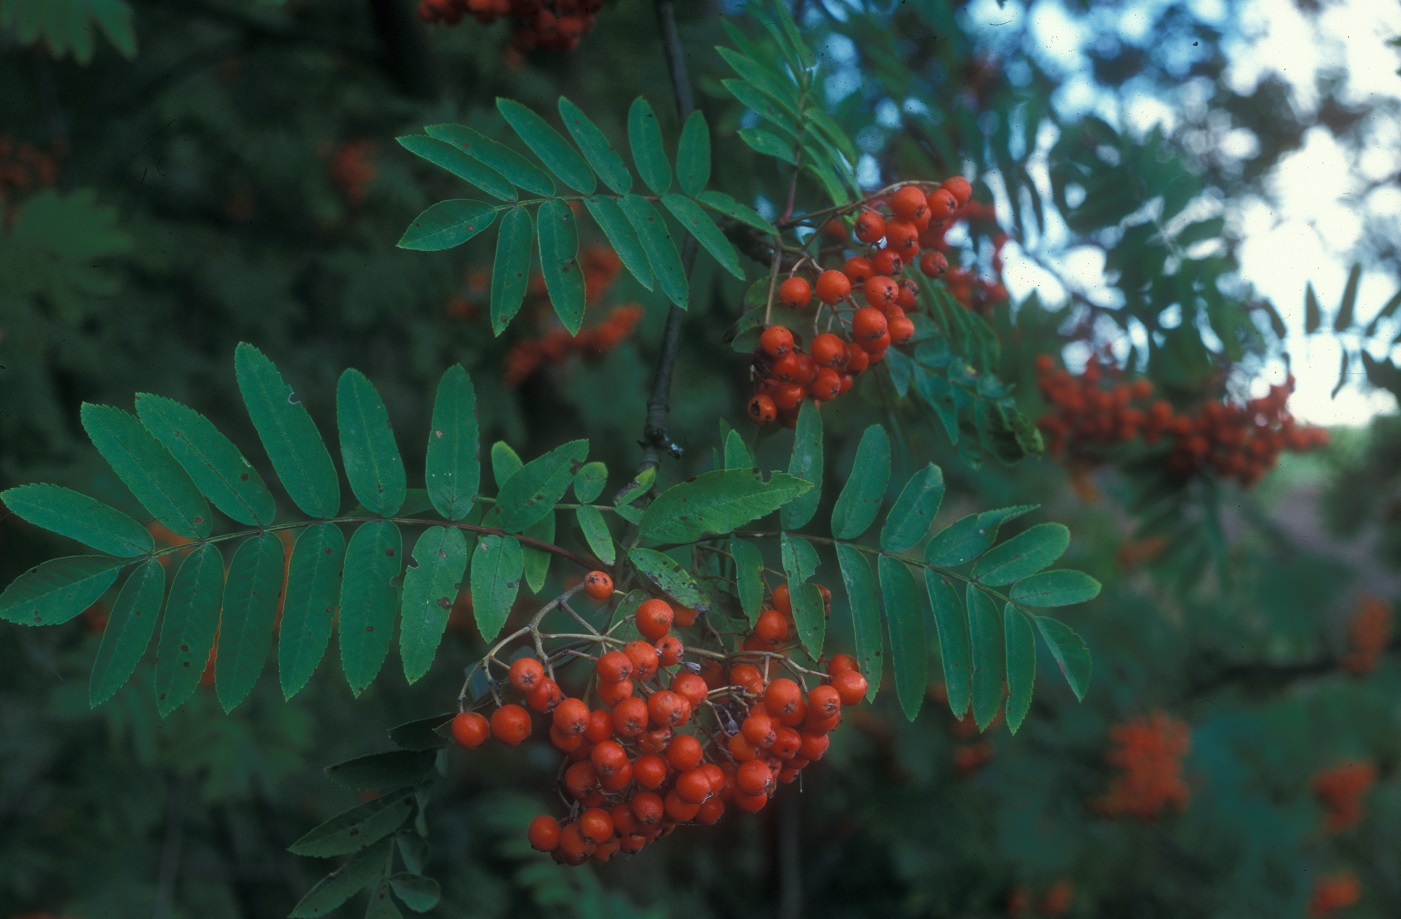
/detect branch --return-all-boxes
[637,0,700,473]
[1179,635,1401,703]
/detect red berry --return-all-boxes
[815,269,852,304]
[450,711,490,749]
[760,325,794,357]
[843,256,874,285]
[941,176,973,207]
[890,185,929,222]
[583,570,613,601]
[636,598,674,640]
[508,657,545,693]
[852,307,889,342]
[528,815,561,852]
[871,248,903,277]
[919,250,949,277]
[810,333,848,369]
[595,650,633,683]
[778,276,813,310]
[854,209,886,243]
[490,704,532,746]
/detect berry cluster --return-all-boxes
[1311,761,1376,834]
[1308,872,1361,918]
[1005,880,1074,917]
[0,135,62,226]
[450,576,868,864]
[744,176,985,426]
[1341,594,1392,676]
[418,0,604,52]
[504,305,643,386]
[326,139,378,208]
[1093,711,1191,821]
[1035,356,1330,487]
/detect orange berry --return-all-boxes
[764,678,803,718]
[665,789,702,821]
[552,697,590,735]
[655,634,685,666]
[854,209,886,243]
[596,676,634,706]
[919,250,949,277]
[450,711,490,749]
[852,307,889,342]
[871,248,903,276]
[590,740,629,777]
[624,640,660,679]
[612,696,649,736]
[528,814,561,852]
[940,175,972,207]
[579,808,614,843]
[747,394,778,425]
[631,790,665,825]
[633,753,670,790]
[525,677,563,712]
[926,187,958,221]
[815,269,852,304]
[647,689,691,728]
[890,185,929,222]
[583,571,613,601]
[810,333,848,369]
[675,767,713,803]
[843,256,874,285]
[737,758,775,795]
[754,608,791,643]
[828,653,858,674]
[760,325,794,357]
[666,733,705,771]
[671,670,709,707]
[595,650,633,683]
[490,704,532,746]
[832,669,869,705]
[741,710,778,748]
[778,276,813,310]
[508,657,545,693]
[863,276,899,309]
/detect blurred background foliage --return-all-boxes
[2,0,1400,917]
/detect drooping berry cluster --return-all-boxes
[1311,761,1376,834]
[450,576,868,864]
[1005,880,1074,917]
[0,135,63,226]
[1035,356,1329,487]
[325,139,378,208]
[1308,872,1361,918]
[743,176,1012,426]
[1341,594,1392,676]
[504,305,643,386]
[418,0,604,52]
[1093,711,1191,821]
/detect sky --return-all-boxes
[962,0,1401,425]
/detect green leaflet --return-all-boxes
[80,403,211,539]
[661,193,744,278]
[386,714,453,751]
[618,194,688,308]
[1035,616,1092,702]
[366,885,404,919]
[878,555,925,721]
[537,198,586,334]
[629,548,709,611]
[966,585,1005,731]
[471,533,523,642]
[582,196,654,291]
[695,190,778,236]
[399,526,469,684]
[521,512,554,592]
[0,0,137,63]
[739,127,796,164]
[325,750,438,791]
[425,365,480,521]
[490,206,534,335]
[215,532,286,712]
[495,439,588,533]
[490,440,524,487]
[558,97,633,194]
[1009,569,1102,607]
[1,483,153,557]
[279,522,345,700]
[571,461,608,503]
[396,134,517,201]
[973,522,1070,586]
[723,427,753,470]
[675,110,711,196]
[925,570,971,719]
[781,399,823,529]
[137,392,277,527]
[396,199,498,251]
[781,534,823,657]
[288,838,393,919]
[638,468,810,545]
[156,543,225,717]
[831,425,891,540]
[288,789,416,857]
[423,124,555,196]
[234,343,340,519]
[880,464,945,553]
[339,520,403,696]
[576,506,615,565]
[1003,604,1036,734]
[835,544,881,700]
[389,874,441,912]
[0,555,126,627]
[497,97,596,194]
[89,558,165,707]
[628,96,671,194]
[730,536,765,626]
[924,504,1038,567]
[337,368,407,517]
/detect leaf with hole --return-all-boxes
[497,98,596,194]
[640,468,810,544]
[89,558,164,706]
[279,523,345,700]
[831,425,891,540]
[0,556,126,627]
[879,555,925,721]
[558,97,632,194]
[628,97,671,194]
[156,543,225,717]
[235,343,340,519]
[81,403,210,539]
[629,548,708,611]
[137,393,277,527]
[536,199,586,334]
[400,526,469,684]
[337,369,407,517]
[215,533,286,712]
[1,483,153,557]
[489,206,534,335]
[339,520,402,696]
[471,534,522,641]
[396,199,498,252]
